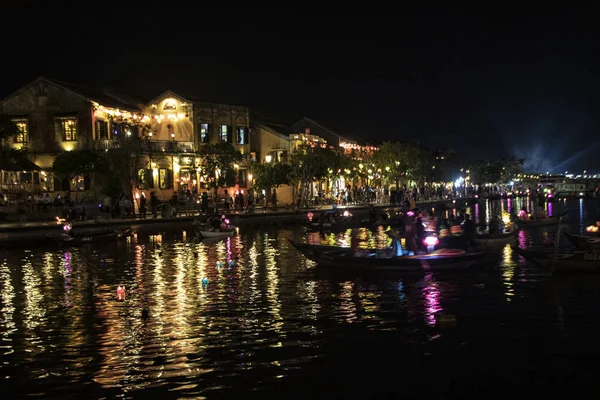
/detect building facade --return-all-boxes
[0,78,252,200]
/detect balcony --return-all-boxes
[145,140,195,153]
[94,140,195,153]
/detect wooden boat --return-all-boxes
[197,229,235,238]
[514,247,600,272]
[564,232,600,250]
[288,239,376,261]
[472,231,516,246]
[316,248,485,271]
[514,217,559,229]
[304,220,365,231]
[47,227,131,246]
[304,209,366,231]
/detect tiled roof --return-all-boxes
[44,78,142,111]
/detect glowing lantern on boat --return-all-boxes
[587,225,599,233]
[423,236,439,247]
[63,223,72,234]
[343,210,352,217]
[307,212,314,221]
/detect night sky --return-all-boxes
[2,3,599,173]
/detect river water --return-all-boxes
[1,198,600,399]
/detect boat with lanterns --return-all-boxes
[192,216,236,239]
[46,222,131,246]
[564,224,600,250]
[304,208,366,231]
[290,236,485,272]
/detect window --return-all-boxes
[55,118,78,141]
[111,122,123,138]
[199,122,210,143]
[236,126,247,144]
[96,120,108,139]
[163,101,176,111]
[13,120,28,143]
[219,125,231,142]
[159,168,173,189]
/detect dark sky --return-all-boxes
[2,2,599,173]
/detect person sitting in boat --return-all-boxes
[209,217,221,231]
[488,215,505,234]
[462,214,475,245]
[414,217,425,248]
[220,217,230,231]
[535,208,548,220]
[375,237,403,259]
[518,207,530,221]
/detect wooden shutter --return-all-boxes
[167,169,174,189]
[227,125,233,143]
[145,169,154,188]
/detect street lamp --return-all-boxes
[265,155,272,163]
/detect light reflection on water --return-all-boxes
[0,198,599,397]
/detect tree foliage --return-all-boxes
[52,150,110,178]
[102,113,154,198]
[288,144,341,207]
[469,157,524,185]
[0,114,19,142]
[252,162,291,191]
[370,141,431,186]
[196,142,243,192]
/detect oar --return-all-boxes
[551,210,568,275]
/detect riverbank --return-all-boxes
[0,199,463,248]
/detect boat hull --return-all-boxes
[304,220,365,231]
[47,229,130,247]
[564,232,600,250]
[288,240,358,262]
[515,217,559,229]
[198,230,235,238]
[472,231,516,246]
[316,250,484,271]
[514,247,600,272]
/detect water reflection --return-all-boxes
[422,273,441,327]
[501,245,515,302]
[1,198,600,397]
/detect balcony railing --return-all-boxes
[94,140,195,153]
[145,140,195,153]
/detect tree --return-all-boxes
[252,162,291,193]
[52,150,110,178]
[288,144,334,207]
[52,150,110,197]
[499,157,524,183]
[197,142,243,201]
[102,112,154,200]
[0,114,19,143]
[371,141,430,188]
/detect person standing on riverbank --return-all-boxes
[139,193,147,219]
[150,192,159,218]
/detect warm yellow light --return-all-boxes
[233,163,239,169]
[265,155,272,163]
